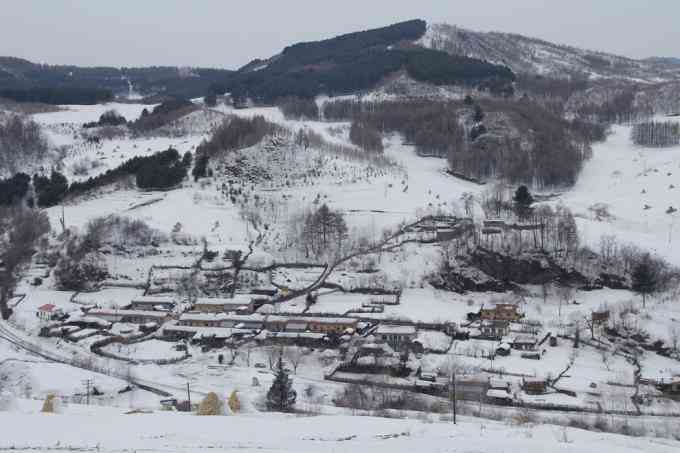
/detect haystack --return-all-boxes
[41,394,59,413]
[197,392,223,416]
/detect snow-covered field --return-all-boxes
[1,401,679,453]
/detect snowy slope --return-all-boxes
[559,116,680,265]
[420,23,680,82]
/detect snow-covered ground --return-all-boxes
[1,400,679,453]
[560,118,680,265]
[0,99,677,444]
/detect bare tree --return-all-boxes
[225,339,240,365]
[284,346,305,374]
[0,208,50,319]
[265,345,283,370]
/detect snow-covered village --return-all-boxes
[2,4,680,452]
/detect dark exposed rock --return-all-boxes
[467,247,589,286]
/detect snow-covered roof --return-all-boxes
[267,332,325,340]
[487,389,512,399]
[131,296,175,305]
[513,335,538,344]
[375,324,417,335]
[489,379,510,389]
[87,309,169,319]
[179,312,228,322]
[194,295,254,306]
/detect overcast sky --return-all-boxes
[2,1,679,69]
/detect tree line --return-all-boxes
[631,121,680,147]
[322,97,603,189]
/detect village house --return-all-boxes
[480,303,522,322]
[512,334,538,351]
[375,324,417,351]
[193,295,255,315]
[480,320,510,339]
[130,296,175,311]
[86,308,172,325]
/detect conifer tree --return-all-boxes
[265,356,296,412]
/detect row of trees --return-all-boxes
[631,121,680,147]
[0,87,113,105]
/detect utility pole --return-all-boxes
[186,382,191,409]
[450,371,457,425]
[82,379,93,406]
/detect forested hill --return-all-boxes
[225,19,516,102]
[0,57,233,104]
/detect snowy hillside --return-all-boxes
[420,23,680,82]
